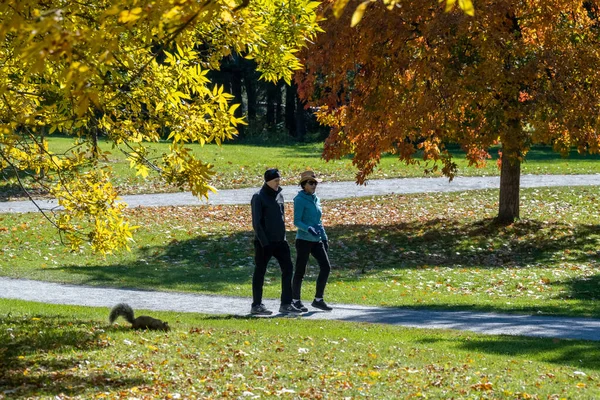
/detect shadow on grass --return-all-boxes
[0,181,25,201]
[57,217,600,312]
[416,335,600,371]
[556,274,600,301]
[0,167,53,201]
[60,231,258,293]
[0,314,144,398]
[0,178,49,202]
[459,336,600,370]
[372,301,600,319]
[333,218,600,271]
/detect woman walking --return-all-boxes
[292,171,333,311]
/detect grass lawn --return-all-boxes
[2,186,600,318]
[1,299,599,399]
[3,136,600,199]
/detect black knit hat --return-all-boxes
[264,168,281,182]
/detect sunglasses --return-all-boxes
[306,180,318,186]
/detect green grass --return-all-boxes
[3,136,600,199]
[2,186,600,318]
[1,299,599,399]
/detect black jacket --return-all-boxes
[251,184,286,247]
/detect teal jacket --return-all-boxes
[294,190,328,242]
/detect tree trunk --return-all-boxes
[38,126,46,179]
[244,74,257,121]
[211,70,230,93]
[497,127,522,224]
[275,82,283,125]
[266,83,278,128]
[91,126,99,160]
[230,71,245,136]
[285,83,296,136]
[295,91,307,140]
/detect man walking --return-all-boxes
[250,169,302,315]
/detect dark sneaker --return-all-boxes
[311,299,333,311]
[251,304,273,315]
[292,300,308,312]
[279,303,303,314]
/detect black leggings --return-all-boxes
[293,239,331,300]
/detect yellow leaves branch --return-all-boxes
[335,0,475,27]
[442,0,474,16]
[53,169,138,254]
[0,0,320,253]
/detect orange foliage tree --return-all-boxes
[298,0,600,223]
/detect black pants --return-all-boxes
[252,240,294,306]
[293,239,331,300]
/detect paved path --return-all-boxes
[2,277,600,341]
[3,174,600,341]
[2,174,600,213]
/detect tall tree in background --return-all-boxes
[298,0,600,223]
[0,0,320,253]
[209,57,310,139]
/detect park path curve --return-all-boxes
[2,174,600,213]
[2,277,600,342]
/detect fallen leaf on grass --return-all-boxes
[471,382,493,391]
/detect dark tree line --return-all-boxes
[209,54,318,140]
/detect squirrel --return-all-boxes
[109,303,170,332]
